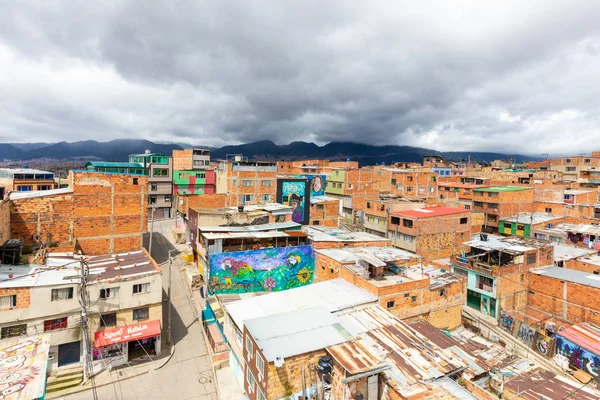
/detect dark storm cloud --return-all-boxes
[2,1,600,153]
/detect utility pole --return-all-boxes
[167,249,174,345]
[79,257,91,384]
[149,206,155,258]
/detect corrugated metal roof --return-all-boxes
[310,195,340,204]
[199,221,300,233]
[244,306,355,362]
[465,233,550,253]
[9,187,73,201]
[224,278,378,331]
[557,323,600,355]
[316,247,418,264]
[501,212,563,225]
[552,243,596,261]
[85,161,143,168]
[302,226,391,242]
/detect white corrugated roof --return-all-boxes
[224,278,378,331]
[9,188,72,201]
[244,306,355,361]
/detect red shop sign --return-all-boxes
[94,320,161,347]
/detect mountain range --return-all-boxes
[0,139,538,165]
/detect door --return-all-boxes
[58,341,81,366]
[163,208,170,219]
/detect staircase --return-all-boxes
[45,365,83,397]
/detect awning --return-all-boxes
[94,320,161,348]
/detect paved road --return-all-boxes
[64,219,218,400]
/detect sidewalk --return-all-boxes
[48,342,175,399]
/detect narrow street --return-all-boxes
[63,218,218,400]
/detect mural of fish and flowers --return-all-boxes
[208,245,314,294]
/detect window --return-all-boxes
[520,274,525,282]
[132,178,139,185]
[429,186,435,193]
[473,201,483,207]
[454,267,468,278]
[419,187,425,194]
[460,217,468,224]
[51,287,73,301]
[565,167,576,172]
[316,204,324,210]
[150,183,157,191]
[195,173,206,179]
[313,220,320,225]
[527,253,537,264]
[411,296,417,303]
[407,176,413,182]
[545,207,552,213]
[165,195,171,203]
[517,224,525,231]
[243,194,254,203]
[242,180,253,187]
[100,313,117,327]
[44,317,68,331]
[404,234,415,243]
[261,194,271,202]
[391,179,396,185]
[477,275,494,291]
[133,283,151,294]
[566,158,571,163]
[261,180,272,187]
[474,191,483,197]
[37,185,52,191]
[464,205,471,210]
[406,186,413,192]
[17,186,33,191]
[438,289,446,297]
[366,202,371,209]
[403,219,413,228]
[246,367,256,390]
[1,324,26,339]
[464,189,471,195]
[585,158,591,163]
[153,168,169,177]
[564,194,573,201]
[245,335,253,356]
[488,192,499,198]
[0,295,16,309]
[487,203,499,209]
[396,185,403,190]
[256,353,265,377]
[133,307,149,321]
[100,287,119,299]
[149,195,157,204]
[487,215,497,222]
[387,300,395,309]
[235,329,243,348]
[391,216,400,225]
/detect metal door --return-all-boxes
[58,341,81,366]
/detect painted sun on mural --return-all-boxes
[209,245,314,294]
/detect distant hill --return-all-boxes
[0,139,537,165]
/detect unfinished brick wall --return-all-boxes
[10,193,74,247]
[0,287,30,311]
[177,193,228,215]
[310,200,339,227]
[70,171,147,254]
[528,272,600,325]
[0,200,9,245]
[227,166,277,206]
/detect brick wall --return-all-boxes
[528,272,600,325]
[309,199,339,227]
[0,200,9,245]
[177,193,228,215]
[0,287,30,312]
[70,171,147,254]
[10,193,74,247]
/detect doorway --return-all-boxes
[128,337,157,361]
[58,341,81,367]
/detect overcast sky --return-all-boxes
[1,1,600,154]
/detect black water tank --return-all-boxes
[318,356,332,374]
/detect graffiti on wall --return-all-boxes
[0,336,49,400]
[277,179,311,224]
[209,245,314,294]
[556,335,600,377]
[515,322,535,346]
[500,312,514,333]
[534,332,554,357]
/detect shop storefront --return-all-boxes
[93,320,162,369]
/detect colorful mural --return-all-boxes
[556,335,600,377]
[277,179,311,224]
[209,245,314,294]
[298,175,327,197]
[0,336,49,400]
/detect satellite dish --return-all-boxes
[274,356,285,368]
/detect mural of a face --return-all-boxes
[312,176,323,193]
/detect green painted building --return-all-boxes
[173,170,216,195]
[325,169,345,195]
